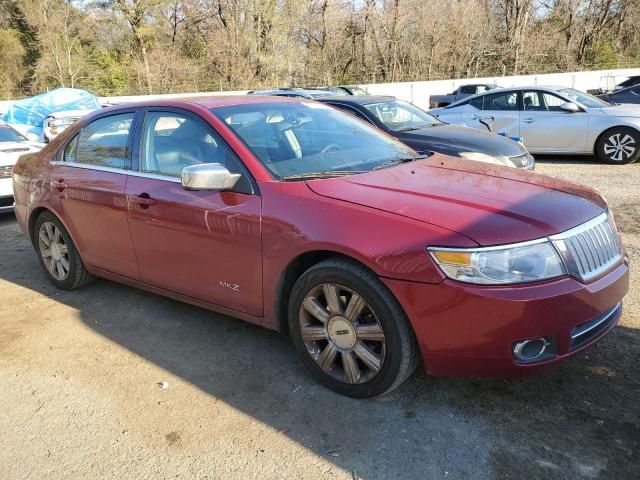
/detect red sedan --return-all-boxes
[12,96,629,398]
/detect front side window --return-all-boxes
[212,102,416,179]
[140,112,247,182]
[482,92,519,111]
[523,91,566,111]
[364,100,441,132]
[558,88,608,108]
[64,113,134,169]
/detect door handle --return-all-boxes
[52,179,68,191]
[522,118,535,124]
[128,194,156,208]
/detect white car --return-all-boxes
[0,121,43,212]
[431,86,640,164]
[43,109,97,142]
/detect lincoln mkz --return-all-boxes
[12,97,629,397]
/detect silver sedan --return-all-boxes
[431,86,640,164]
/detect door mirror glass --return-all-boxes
[181,163,240,191]
[560,102,580,113]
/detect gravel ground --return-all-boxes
[1,157,638,480]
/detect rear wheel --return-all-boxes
[596,127,640,164]
[33,212,94,290]
[288,259,419,398]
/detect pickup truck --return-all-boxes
[429,84,497,108]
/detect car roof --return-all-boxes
[248,88,336,97]
[316,95,396,106]
[98,95,312,111]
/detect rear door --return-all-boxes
[50,111,138,278]
[520,90,589,152]
[462,91,521,137]
[125,108,263,316]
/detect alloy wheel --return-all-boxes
[38,221,70,281]
[604,133,637,162]
[298,283,386,384]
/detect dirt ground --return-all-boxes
[1,157,638,480]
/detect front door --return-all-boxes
[125,109,263,316]
[49,111,138,278]
[520,90,589,152]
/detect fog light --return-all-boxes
[513,338,550,362]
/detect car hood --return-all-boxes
[589,103,640,117]
[395,124,527,157]
[0,141,43,166]
[306,155,605,246]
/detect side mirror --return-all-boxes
[560,102,580,113]
[181,163,240,191]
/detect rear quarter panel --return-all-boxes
[12,124,81,237]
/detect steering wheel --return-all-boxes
[321,144,342,154]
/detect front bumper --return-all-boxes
[383,261,629,377]
[0,177,14,212]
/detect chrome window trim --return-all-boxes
[49,160,182,183]
[50,160,128,175]
[129,170,181,183]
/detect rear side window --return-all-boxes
[64,113,134,169]
[469,96,483,109]
[482,92,519,111]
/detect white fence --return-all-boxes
[360,67,640,110]
[2,67,640,114]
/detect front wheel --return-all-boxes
[596,127,640,164]
[288,259,419,398]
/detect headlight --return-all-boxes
[459,151,509,166]
[428,240,566,285]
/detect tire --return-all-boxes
[33,211,94,290]
[288,259,419,398]
[595,127,640,164]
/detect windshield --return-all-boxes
[0,123,28,142]
[211,102,417,179]
[364,100,441,131]
[558,88,611,108]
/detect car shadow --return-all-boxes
[1,213,638,478]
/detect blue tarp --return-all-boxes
[2,88,100,138]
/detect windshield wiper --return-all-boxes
[397,126,424,132]
[372,154,431,171]
[281,170,366,181]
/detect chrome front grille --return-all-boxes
[550,213,622,281]
[0,165,12,178]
